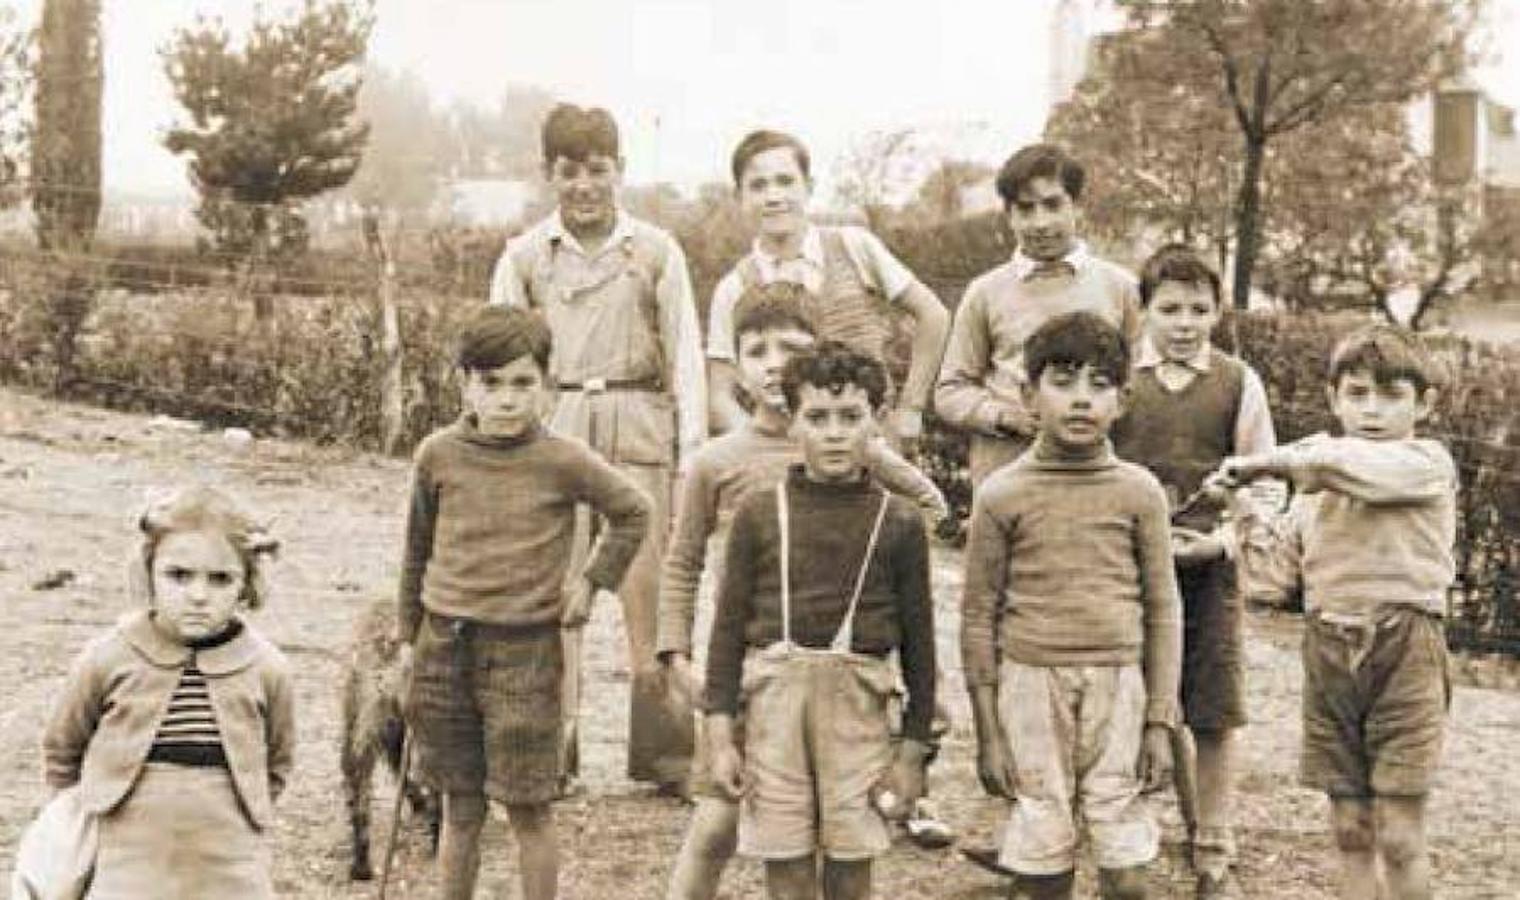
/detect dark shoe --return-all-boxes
[960,845,1018,877]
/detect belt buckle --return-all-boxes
[584,376,607,395]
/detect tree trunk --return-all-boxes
[1231,134,1266,311]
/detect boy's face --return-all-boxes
[790,383,877,483]
[1007,175,1079,262]
[547,153,622,236]
[150,529,245,644]
[461,355,548,438]
[1327,369,1432,441]
[738,147,811,241]
[735,325,816,411]
[1145,281,1220,363]
[1024,362,1123,452]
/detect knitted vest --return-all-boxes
[1113,349,1245,532]
[737,228,893,362]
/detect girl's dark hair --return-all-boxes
[995,143,1085,209]
[1138,243,1222,309]
[1023,311,1129,386]
[455,305,553,373]
[542,103,619,163]
[780,340,889,413]
[730,129,811,186]
[732,282,819,352]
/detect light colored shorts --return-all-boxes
[997,661,1158,876]
[738,643,897,861]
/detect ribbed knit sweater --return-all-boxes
[703,466,937,741]
[960,439,1182,726]
[398,417,651,642]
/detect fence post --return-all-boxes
[363,209,405,455]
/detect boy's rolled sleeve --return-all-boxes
[573,450,653,592]
[959,492,1011,688]
[396,449,438,645]
[891,511,938,742]
[704,501,760,717]
[657,462,717,659]
[1134,481,1183,727]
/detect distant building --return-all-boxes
[1428,75,1520,294]
[1048,0,1091,108]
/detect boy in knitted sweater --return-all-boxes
[961,311,1182,900]
[398,305,651,900]
[1213,325,1455,900]
[703,342,938,900]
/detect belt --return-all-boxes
[556,376,662,394]
[424,610,553,641]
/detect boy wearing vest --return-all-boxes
[936,143,1142,488]
[660,283,945,899]
[703,342,938,900]
[398,306,651,899]
[961,312,1181,900]
[1110,246,1276,898]
[1214,326,1455,900]
[488,104,706,793]
[705,129,949,450]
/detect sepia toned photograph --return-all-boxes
[2,1,1519,897]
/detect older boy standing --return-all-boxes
[705,129,949,448]
[936,143,1142,487]
[488,103,706,793]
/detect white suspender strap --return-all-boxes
[775,483,892,653]
[833,491,892,652]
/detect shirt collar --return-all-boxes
[751,226,825,281]
[119,610,264,674]
[547,208,635,256]
[1135,334,1212,372]
[1010,240,1091,282]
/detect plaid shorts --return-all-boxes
[406,612,563,805]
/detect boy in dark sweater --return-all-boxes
[962,312,1182,900]
[704,342,937,900]
[397,305,651,900]
[1111,245,1276,897]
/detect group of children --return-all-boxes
[17,104,1456,900]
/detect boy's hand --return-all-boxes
[975,729,1019,799]
[871,739,930,820]
[707,715,748,800]
[561,578,600,628]
[1209,454,1279,492]
[1137,724,1174,793]
[994,404,1037,438]
[1171,527,1225,566]
[663,651,701,703]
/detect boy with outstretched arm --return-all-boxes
[703,342,938,900]
[397,306,651,900]
[1211,325,1455,900]
[936,143,1142,487]
[1110,245,1276,897]
[961,312,1181,900]
[659,283,945,900]
[706,129,949,449]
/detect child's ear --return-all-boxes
[1417,387,1438,423]
[1116,382,1132,416]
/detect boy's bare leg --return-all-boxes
[1374,795,1431,900]
[765,855,818,900]
[821,858,872,900]
[1330,797,1382,900]
[507,802,559,900]
[438,792,487,900]
[1097,865,1148,899]
[1192,728,1236,877]
[667,797,739,900]
[1171,725,1200,841]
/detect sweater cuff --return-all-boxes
[1145,696,1179,729]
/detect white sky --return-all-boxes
[7,0,1520,199]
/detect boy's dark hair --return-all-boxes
[1023,311,1129,386]
[455,305,553,373]
[731,129,811,186]
[732,282,819,352]
[781,340,890,413]
[542,103,619,164]
[1328,324,1435,393]
[1139,243,1222,309]
[995,143,1085,209]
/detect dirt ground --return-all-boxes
[2,386,1518,899]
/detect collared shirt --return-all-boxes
[488,209,707,468]
[1133,335,1277,456]
[706,224,916,362]
[935,241,1142,436]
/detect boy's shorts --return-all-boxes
[1180,558,1246,731]
[406,611,563,806]
[738,644,897,861]
[997,661,1158,876]
[1301,607,1450,797]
